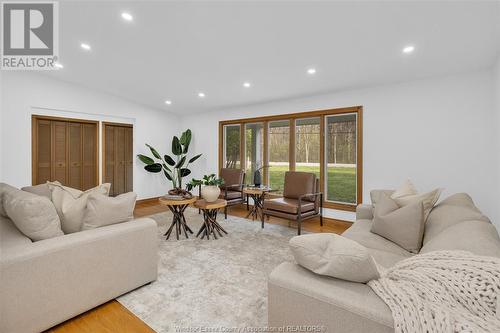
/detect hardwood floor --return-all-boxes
[44,200,352,333]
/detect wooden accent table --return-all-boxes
[243,187,272,221]
[193,199,228,240]
[158,196,196,240]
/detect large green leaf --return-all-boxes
[172,136,182,155]
[188,153,202,164]
[144,163,162,173]
[180,129,192,146]
[164,155,176,166]
[175,156,186,168]
[163,170,173,180]
[162,163,171,172]
[137,154,154,165]
[180,168,191,177]
[145,144,161,159]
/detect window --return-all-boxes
[295,117,320,179]
[219,106,362,211]
[223,124,241,168]
[244,122,264,185]
[268,120,290,193]
[325,114,357,204]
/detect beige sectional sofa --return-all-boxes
[268,192,500,332]
[0,183,158,333]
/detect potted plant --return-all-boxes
[137,129,202,199]
[188,174,224,202]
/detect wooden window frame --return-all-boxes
[31,115,99,188]
[218,106,363,212]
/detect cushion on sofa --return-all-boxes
[420,220,500,257]
[290,233,381,283]
[0,215,32,252]
[21,182,58,199]
[392,188,441,222]
[82,192,136,230]
[370,190,395,206]
[3,187,63,241]
[390,179,418,199]
[423,193,490,245]
[371,194,425,253]
[0,183,20,217]
[49,183,111,234]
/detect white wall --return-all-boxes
[1,72,180,200]
[495,56,500,226]
[182,70,498,226]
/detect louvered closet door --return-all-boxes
[103,123,133,196]
[33,116,98,190]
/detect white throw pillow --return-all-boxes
[289,233,381,283]
[390,179,418,199]
[393,188,442,221]
[82,192,137,230]
[48,183,111,234]
[3,187,63,241]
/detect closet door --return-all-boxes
[68,123,82,189]
[52,121,68,185]
[103,123,133,196]
[35,119,52,184]
[82,123,97,190]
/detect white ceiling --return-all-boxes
[47,1,500,114]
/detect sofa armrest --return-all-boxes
[356,204,374,220]
[0,218,158,333]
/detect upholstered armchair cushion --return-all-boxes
[283,172,316,201]
[219,190,242,200]
[264,198,315,214]
[220,168,244,190]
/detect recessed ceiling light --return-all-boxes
[198,92,206,98]
[243,82,251,88]
[307,68,316,75]
[121,12,133,21]
[80,43,91,51]
[165,100,172,105]
[54,62,64,69]
[402,45,415,54]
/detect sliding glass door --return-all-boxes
[325,113,358,204]
[223,124,241,169]
[244,123,264,185]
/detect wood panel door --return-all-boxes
[32,116,98,190]
[103,123,133,196]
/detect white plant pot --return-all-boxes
[201,185,220,202]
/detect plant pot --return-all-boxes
[201,185,220,202]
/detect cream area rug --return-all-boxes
[117,207,298,333]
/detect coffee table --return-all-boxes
[158,196,196,240]
[243,186,272,221]
[193,199,228,240]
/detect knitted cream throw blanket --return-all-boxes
[368,251,500,333]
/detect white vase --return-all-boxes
[201,185,220,202]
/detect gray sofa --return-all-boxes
[268,192,500,332]
[0,183,158,333]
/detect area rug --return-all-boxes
[117,208,299,333]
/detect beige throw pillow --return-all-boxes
[371,193,425,253]
[289,233,381,283]
[82,192,137,230]
[3,187,63,241]
[390,179,418,199]
[393,188,441,221]
[49,183,111,234]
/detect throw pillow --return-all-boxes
[49,183,111,234]
[0,183,19,217]
[370,189,395,206]
[371,193,425,253]
[289,233,381,283]
[390,179,418,199]
[393,188,442,221]
[21,181,60,199]
[82,192,137,230]
[3,187,63,241]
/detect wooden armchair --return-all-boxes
[261,171,323,235]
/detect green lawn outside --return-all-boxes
[268,165,356,203]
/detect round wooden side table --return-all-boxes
[193,199,227,240]
[159,196,197,240]
[243,187,272,221]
